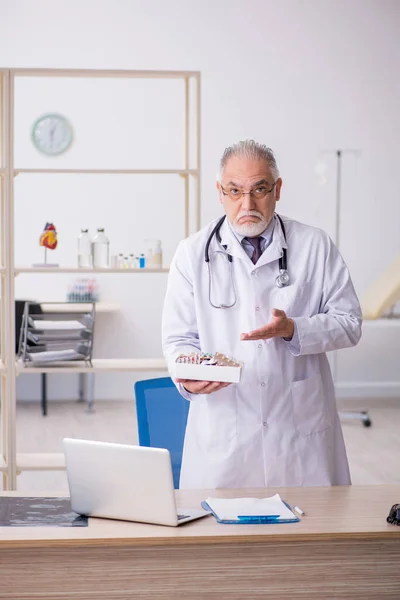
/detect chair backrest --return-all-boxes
[134,377,189,489]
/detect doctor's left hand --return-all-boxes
[240,308,294,341]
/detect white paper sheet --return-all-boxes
[27,349,84,363]
[32,320,85,330]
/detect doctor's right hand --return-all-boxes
[175,379,231,394]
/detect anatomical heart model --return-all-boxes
[38,222,59,266]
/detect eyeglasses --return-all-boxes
[220,181,277,201]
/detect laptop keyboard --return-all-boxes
[177,514,190,520]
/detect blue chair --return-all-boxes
[134,377,189,489]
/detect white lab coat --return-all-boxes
[162,215,362,489]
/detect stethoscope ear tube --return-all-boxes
[204,216,227,263]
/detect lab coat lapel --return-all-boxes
[256,218,287,269]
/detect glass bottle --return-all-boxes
[92,228,110,268]
[152,240,163,268]
[117,253,124,269]
[77,229,92,268]
[144,239,163,269]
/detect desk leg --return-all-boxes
[41,373,47,416]
[85,373,95,413]
[78,373,85,403]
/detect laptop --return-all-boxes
[63,438,210,527]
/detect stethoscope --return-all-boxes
[204,213,290,309]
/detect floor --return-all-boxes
[1,397,399,491]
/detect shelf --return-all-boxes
[16,358,167,374]
[11,68,199,79]
[14,168,199,176]
[0,453,65,474]
[40,302,120,313]
[15,267,169,274]
[16,453,65,472]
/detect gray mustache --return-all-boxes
[235,211,265,223]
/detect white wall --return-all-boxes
[1,0,399,401]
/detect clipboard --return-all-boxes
[201,500,300,524]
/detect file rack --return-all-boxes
[17,302,95,367]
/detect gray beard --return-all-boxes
[231,219,268,237]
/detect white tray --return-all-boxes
[174,362,241,383]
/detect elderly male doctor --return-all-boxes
[162,140,362,489]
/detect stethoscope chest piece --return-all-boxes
[276,268,290,288]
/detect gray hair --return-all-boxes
[218,139,280,181]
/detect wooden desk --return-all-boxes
[1,485,399,599]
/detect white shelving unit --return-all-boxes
[0,68,201,489]
[16,358,167,374]
[40,302,120,313]
[15,267,170,274]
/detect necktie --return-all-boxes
[245,236,262,264]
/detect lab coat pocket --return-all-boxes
[291,373,331,435]
[271,282,310,317]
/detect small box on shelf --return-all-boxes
[67,278,99,303]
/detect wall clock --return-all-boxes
[31,113,73,156]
